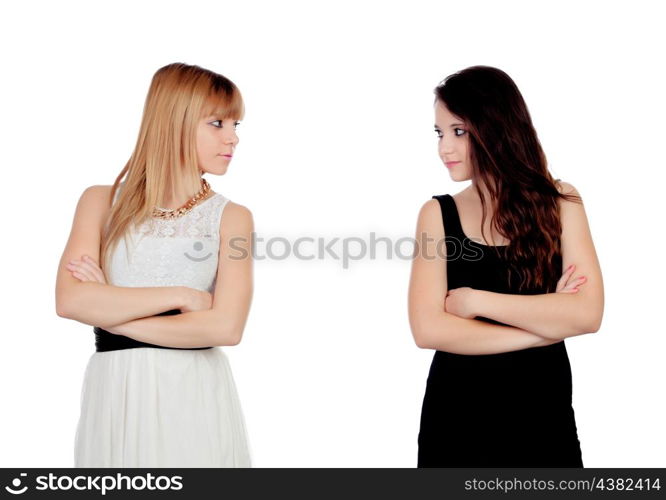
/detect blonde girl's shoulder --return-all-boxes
[218,200,254,235]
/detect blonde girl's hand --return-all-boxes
[180,288,213,313]
[556,264,586,294]
[65,254,108,284]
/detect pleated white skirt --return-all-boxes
[74,346,251,467]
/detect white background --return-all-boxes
[1,0,664,467]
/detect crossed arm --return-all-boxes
[103,308,246,348]
[55,185,253,348]
[470,284,602,340]
[408,183,604,354]
[467,184,604,340]
[58,276,240,348]
[100,203,254,349]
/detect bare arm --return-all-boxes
[59,282,189,328]
[414,312,559,355]
[55,185,190,327]
[469,182,604,340]
[472,290,599,340]
[104,201,254,348]
[408,198,558,355]
[104,309,232,348]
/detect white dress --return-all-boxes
[74,184,251,467]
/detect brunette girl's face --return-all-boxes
[196,114,240,175]
[434,100,472,181]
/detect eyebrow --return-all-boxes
[434,123,465,128]
[206,116,240,121]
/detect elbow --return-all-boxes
[543,324,593,341]
[56,284,84,320]
[552,301,603,339]
[412,332,425,349]
[584,313,603,334]
[55,301,68,318]
[411,314,448,350]
[555,314,601,339]
[55,294,74,319]
[228,331,243,346]
[577,296,604,334]
[214,323,244,347]
[413,330,434,350]
[410,316,430,349]
[579,304,604,334]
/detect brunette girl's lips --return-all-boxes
[445,161,460,167]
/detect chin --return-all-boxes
[204,166,229,176]
[447,167,472,182]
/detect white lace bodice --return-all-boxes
[108,183,230,293]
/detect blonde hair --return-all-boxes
[100,62,244,273]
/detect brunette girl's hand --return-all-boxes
[65,254,108,284]
[444,286,478,319]
[556,264,586,294]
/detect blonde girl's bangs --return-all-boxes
[202,84,245,121]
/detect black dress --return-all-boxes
[417,194,583,467]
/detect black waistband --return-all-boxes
[94,309,213,352]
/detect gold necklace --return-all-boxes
[152,178,212,219]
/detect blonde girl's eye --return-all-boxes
[210,120,240,129]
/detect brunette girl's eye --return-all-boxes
[435,128,466,138]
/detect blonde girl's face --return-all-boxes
[196,114,240,175]
[434,100,472,182]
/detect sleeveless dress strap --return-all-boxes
[213,196,230,234]
[432,194,466,241]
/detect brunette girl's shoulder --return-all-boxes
[555,179,579,196]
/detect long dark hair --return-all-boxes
[435,65,581,292]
